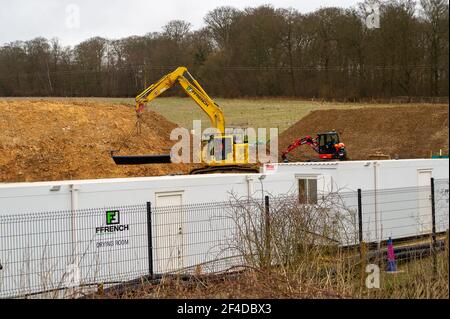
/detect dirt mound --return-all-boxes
[0,100,192,182]
[279,105,449,161]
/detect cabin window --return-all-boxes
[298,178,317,204]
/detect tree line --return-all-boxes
[0,0,448,100]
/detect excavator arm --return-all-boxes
[135,66,225,134]
[281,135,318,162]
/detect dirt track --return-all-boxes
[279,105,449,162]
[0,100,191,182]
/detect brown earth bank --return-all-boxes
[1,101,448,183]
[0,100,192,182]
[279,105,449,162]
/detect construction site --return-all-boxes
[1,89,449,298]
[0,65,449,301]
[0,98,448,183]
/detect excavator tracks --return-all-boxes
[189,165,260,175]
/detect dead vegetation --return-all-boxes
[94,256,448,299]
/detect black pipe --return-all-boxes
[363,239,446,263]
[112,154,171,165]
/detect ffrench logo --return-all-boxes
[106,210,120,225]
[96,210,129,234]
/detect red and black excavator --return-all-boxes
[281,131,347,162]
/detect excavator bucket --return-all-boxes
[111,154,172,165]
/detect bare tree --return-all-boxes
[204,6,240,50]
[0,3,448,99]
[420,0,449,96]
[163,20,192,44]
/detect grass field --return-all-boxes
[6,97,447,133]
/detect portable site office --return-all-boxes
[0,158,448,298]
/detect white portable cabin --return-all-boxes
[0,158,448,297]
[263,159,449,242]
[262,158,449,191]
[2,159,447,213]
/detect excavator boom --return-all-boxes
[135,66,225,134]
[281,136,318,161]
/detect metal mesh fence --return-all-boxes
[435,179,450,232]
[0,204,149,298]
[152,201,243,275]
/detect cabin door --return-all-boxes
[417,170,432,234]
[155,192,184,273]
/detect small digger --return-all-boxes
[281,131,347,162]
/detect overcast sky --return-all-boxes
[0,0,362,46]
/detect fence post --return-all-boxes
[430,178,437,276]
[146,201,154,278]
[264,195,271,268]
[446,230,449,267]
[357,189,366,286]
[358,189,363,245]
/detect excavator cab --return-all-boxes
[204,135,249,165]
[205,135,233,164]
[318,132,340,153]
[317,132,346,160]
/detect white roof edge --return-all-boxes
[1,158,447,188]
[272,158,449,166]
[0,172,263,189]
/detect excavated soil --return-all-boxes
[279,105,449,162]
[1,101,448,183]
[0,100,192,182]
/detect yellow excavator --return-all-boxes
[111,66,259,174]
